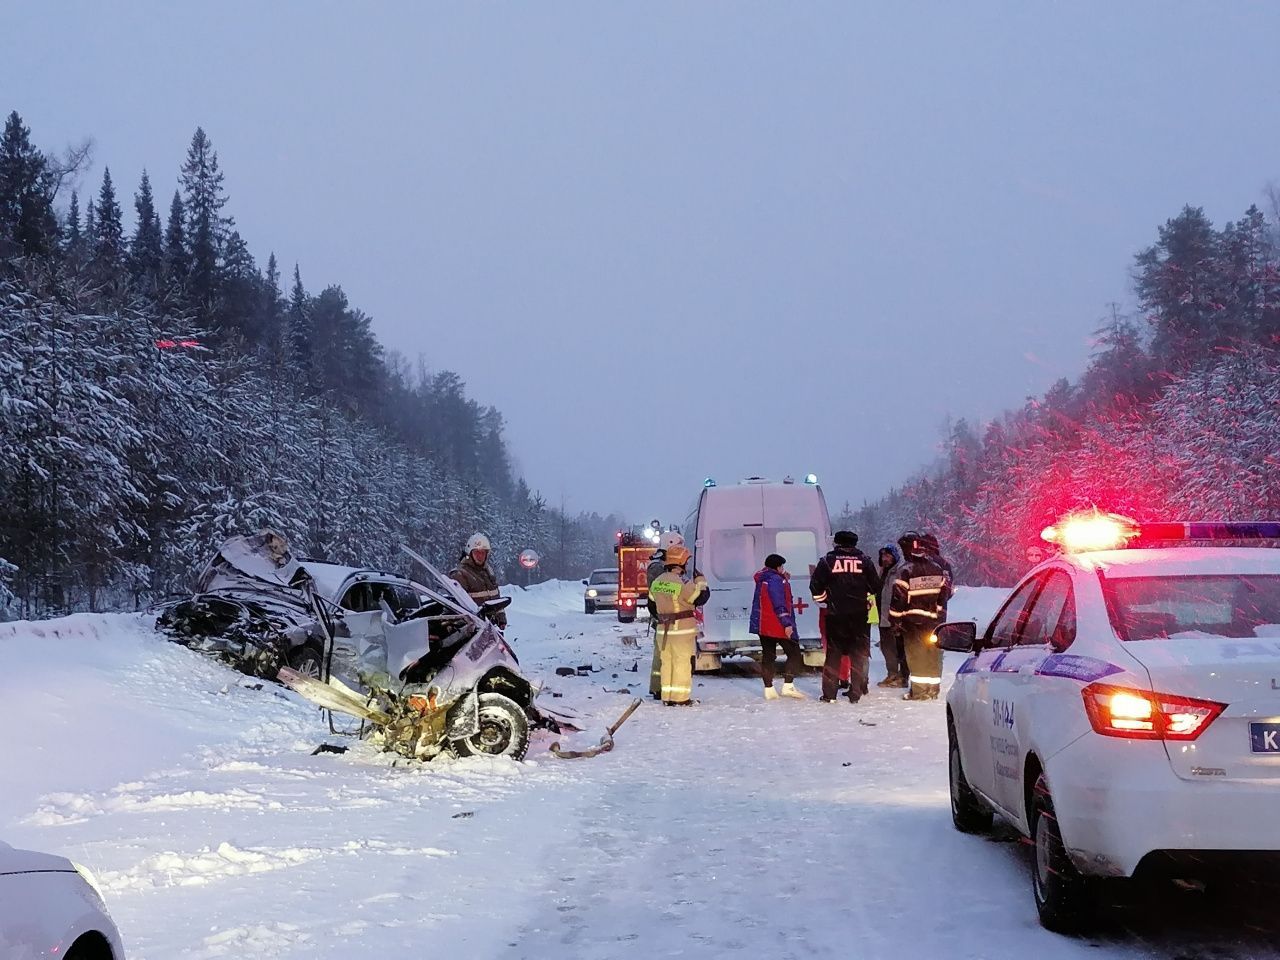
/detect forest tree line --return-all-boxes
[0,111,622,617]
[839,202,1280,585]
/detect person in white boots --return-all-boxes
[750,553,806,700]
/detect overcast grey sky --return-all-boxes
[7,2,1280,525]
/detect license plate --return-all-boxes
[1249,722,1280,753]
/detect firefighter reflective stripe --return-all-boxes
[906,575,945,599]
[812,591,829,602]
[468,588,500,601]
[909,675,942,685]
[888,607,937,619]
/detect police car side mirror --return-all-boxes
[935,621,977,653]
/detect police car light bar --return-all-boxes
[1043,511,1280,553]
[1134,521,1280,542]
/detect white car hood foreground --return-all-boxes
[0,841,73,875]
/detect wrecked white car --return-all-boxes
[281,546,578,761]
[156,532,431,679]
[159,532,573,761]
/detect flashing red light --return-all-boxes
[1081,683,1224,741]
[1041,510,1139,553]
[622,597,635,608]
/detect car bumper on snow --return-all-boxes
[1049,739,1280,878]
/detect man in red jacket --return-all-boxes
[750,554,806,700]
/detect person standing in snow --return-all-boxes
[647,531,684,700]
[809,531,881,703]
[888,532,951,701]
[647,544,707,705]
[449,533,507,629]
[751,554,806,700]
[875,544,909,688]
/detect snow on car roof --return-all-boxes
[1068,546,1280,578]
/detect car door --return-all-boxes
[339,580,388,653]
[960,574,1047,810]
[988,570,1074,814]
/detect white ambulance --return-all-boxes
[683,475,832,671]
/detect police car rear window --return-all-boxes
[1104,575,1280,641]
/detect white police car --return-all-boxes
[937,513,1280,932]
[0,841,124,958]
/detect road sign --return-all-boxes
[519,549,540,569]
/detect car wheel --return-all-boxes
[1031,772,1095,932]
[949,722,992,834]
[585,600,595,614]
[452,692,530,761]
[287,644,324,680]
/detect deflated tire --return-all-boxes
[453,692,530,760]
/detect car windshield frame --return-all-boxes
[1100,571,1280,642]
[589,570,619,585]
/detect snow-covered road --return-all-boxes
[3,584,1277,958]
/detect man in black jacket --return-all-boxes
[810,530,882,703]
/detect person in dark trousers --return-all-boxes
[750,554,806,700]
[810,531,882,703]
[875,544,909,688]
[889,532,952,701]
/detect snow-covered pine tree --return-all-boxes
[0,111,59,260]
[128,169,164,295]
[91,166,125,289]
[164,189,188,303]
[179,128,229,332]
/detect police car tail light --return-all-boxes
[1082,683,1225,741]
[1042,510,1139,553]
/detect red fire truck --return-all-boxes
[614,532,656,624]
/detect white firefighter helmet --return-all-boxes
[658,531,684,550]
[466,533,492,553]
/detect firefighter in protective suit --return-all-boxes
[647,545,707,705]
[888,531,952,701]
[449,533,506,629]
[647,531,683,699]
[646,532,708,699]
